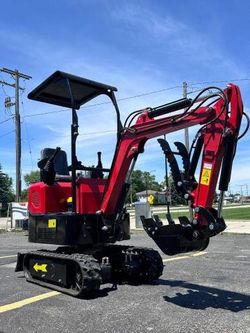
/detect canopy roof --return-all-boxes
[28,70,117,110]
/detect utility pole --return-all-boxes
[237,184,244,196]
[0,68,32,202]
[183,81,194,220]
[183,81,189,151]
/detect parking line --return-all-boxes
[163,251,207,263]
[0,255,17,259]
[192,251,208,257]
[0,291,60,314]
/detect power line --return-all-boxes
[22,85,184,119]
[0,117,13,125]
[23,107,69,118]
[16,76,250,140]
[0,74,13,97]
[55,129,116,138]
[0,129,15,138]
[189,78,250,85]
[21,77,250,120]
[118,85,182,100]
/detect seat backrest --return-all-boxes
[40,148,69,175]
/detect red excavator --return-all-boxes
[16,71,247,297]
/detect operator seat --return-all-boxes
[39,148,70,179]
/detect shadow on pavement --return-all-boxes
[79,284,118,300]
[159,279,250,312]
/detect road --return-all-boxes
[0,232,250,333]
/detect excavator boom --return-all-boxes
[101,84,243,214]
[100,84,243,254]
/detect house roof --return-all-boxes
[136,190,166,196]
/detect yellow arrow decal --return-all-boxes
[33,263,48,273]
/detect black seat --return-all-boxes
[40,148,69,176]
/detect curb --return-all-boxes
[130,228,250,235]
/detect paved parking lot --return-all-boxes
[0,231,250,333]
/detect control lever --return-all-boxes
[91,151,104,179]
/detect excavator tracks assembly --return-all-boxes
[16,245,163,297]
[96,245,164,284]
[22,251,102,297]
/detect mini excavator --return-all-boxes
[16,71,247,296]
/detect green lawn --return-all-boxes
[219,207,250,220]
[158,206,250,221]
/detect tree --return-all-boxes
[0,164,15,210]
[161,174,186,206]
[129,170,163,202]
[24,170,40,187]
[21,170,40,201]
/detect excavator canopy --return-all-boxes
[28,70,117,109]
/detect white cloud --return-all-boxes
[110,2,245,79]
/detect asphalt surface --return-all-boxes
[0,232,250,333]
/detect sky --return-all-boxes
[0,0,250,195]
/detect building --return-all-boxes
[135,190,166,204]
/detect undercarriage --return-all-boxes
[16,245,163,297]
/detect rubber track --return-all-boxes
[99,245,163,284]
[124,246,164,283]
[23,251,102,297]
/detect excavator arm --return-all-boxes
[101,84,243,255]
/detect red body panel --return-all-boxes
[29,182,71,214]
[77,178,106,214]
[29,178,107,215]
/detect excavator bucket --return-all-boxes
[141,216,209,255]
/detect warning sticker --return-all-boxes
[48,219,57,228]
[200,168,212,186]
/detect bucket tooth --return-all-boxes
[152,214,163,227]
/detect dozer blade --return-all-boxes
[140,216,209,256]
